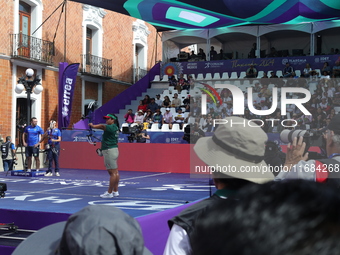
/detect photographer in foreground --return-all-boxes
[276,113,340,182]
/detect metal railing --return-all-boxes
[80,54,112,78]
[134,67,148,82]
[10,33,54,65]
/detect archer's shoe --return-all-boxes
[55,172,60,177]
[100,191,113,198]
[113,191,119,197]
[44,172,52,177]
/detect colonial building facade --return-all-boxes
[0,0,161,145]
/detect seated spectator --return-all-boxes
[177,73,189,91]
[155,94,163,107]
[253,82,262,93]
[191,180,340,255]
[245,64,257,78]
[137,100,147,113]
[260,84,272,98]
[124,109,135,124]
[168,75,177,87]
[319,97,331,113]
[283,62,294,78]
[266,47,277,57]
[301,63,317,78]
[173,108,187,129]
[321,62,332,76]
[152,109,163,129]
[13,205,151,255]
[332,61,340,78]
[201,113,214,132]
[143,109,153,129]
[269,71,278,78]
[254,92,266,106]
[163,116,274,255]
[209,46,218,60]
[147,98,159,113]
[225,102,233,117]
[259,100,268,110]
[162,96,171,108]
[171,93,182,111]
[142,95,151,105]
[162,108,173,129]
[320,70,331,81]
[187,75,195,89]
[134,110,144,124]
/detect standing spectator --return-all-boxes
[124,109,135,124]
[245,64,258,78]
[89,114,120,198]
[197,48,206,61]
[1,136,16,173]
[283,62,294,78]
[40,120,61,177]
[248,43,256,58]
[22,117,44,172]
[209,46,217,60]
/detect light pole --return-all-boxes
[15,68,43,125]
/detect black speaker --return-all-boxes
[316,34,322,55]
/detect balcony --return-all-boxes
[10,33,54,65]
[134,67,148,83]
[80,54,112,78]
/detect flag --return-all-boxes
[58,63,79,129]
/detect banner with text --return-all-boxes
[58,63,79,128]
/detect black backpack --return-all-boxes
[1,142,11,159]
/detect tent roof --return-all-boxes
[70,0,340,31]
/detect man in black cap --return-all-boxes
[277,113,340,182]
